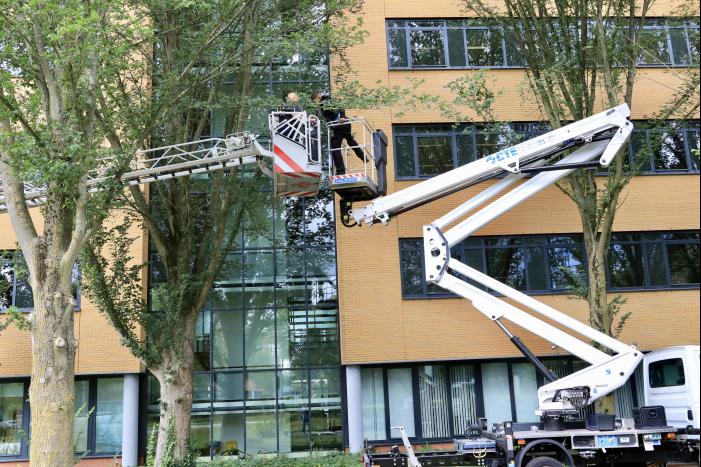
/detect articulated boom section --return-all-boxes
[350,104,643,416]
[350,104,632,227]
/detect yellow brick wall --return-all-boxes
[0,209,145,377]
[334,0,701,365]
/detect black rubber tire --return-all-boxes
[525,457,565,467]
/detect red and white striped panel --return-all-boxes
[329,172,366,180]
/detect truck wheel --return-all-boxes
[525,457,565,467]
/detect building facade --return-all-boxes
[0,0,700,463]
[334,0,700,452]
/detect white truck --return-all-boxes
[329,105,700,467]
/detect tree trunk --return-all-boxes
[584,236,612,337]
[28,253,78,466]
[153,313,197,465]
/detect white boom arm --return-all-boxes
[0,132,274,213]
[351,104,642,415]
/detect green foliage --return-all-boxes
[73,404,96,465]
[445,70,499,122]
[199,452,361,467]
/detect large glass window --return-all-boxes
[361,357,643,443]
[0,253,80,310]
[147,186,341,454]
[95,378,123,454]
[394,122,700,179]
[512,363,540,423]
[0,383,24,457]
[450,366,478,436]
[388,368,416,437]
[387,18,699,70]
[418,366,451,438]
[361,368,386,441]
[74,380,90,454]
[1,377,127,459]
[481,363,513,427]
[399,231,699,298]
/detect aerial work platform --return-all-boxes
[327,117,388,201]
[269,110,323,197]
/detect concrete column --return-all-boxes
[121,374,140,467]
[345,365,364,452]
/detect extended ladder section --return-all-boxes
[351,104,641,416]
[0,112,324,212]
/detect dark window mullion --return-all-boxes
[21,380,30,458]
[412,366,422,439]
[413,130,420,178]
[506,363,517,422]
[451,131,458,169]
[88,377,98,455]
[383,368,391,441]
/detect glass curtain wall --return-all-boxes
[146,56,339,457]
[148,189,341,456]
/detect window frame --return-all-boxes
[393,122,701,180]
[0,376,124,461]
[0,251,82,313]
[0,379,30,460]
[399,231,700,300]
[386,18,700,70]
[360,356,635,444]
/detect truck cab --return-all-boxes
[644,345,700,430]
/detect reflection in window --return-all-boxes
[548,246,586,290]
[400,231,699,298]
[486,245,526,290]
[74,381,90,454]
[0,383,23,456]
[652,130,688,171]
[246,411,277,453]
[417,136,453,176]
[395,122,700,179]
[0,252,80,310]
[668,243,700,284]
[361,368,386,440]
[212,412,244,456]
[212,310,244,370]
[95,378,123,453]
[245,371,276,402]
[191,414,211,457]
[387,18,699,69]
[608,243,646,288]
[512,363,539,422]
[388,368,416,437]
[410,29,445,66]
[467,28,504,66]
[481,363,512,427]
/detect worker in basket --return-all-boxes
[277,92,303,140]
[311,91,366,175]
